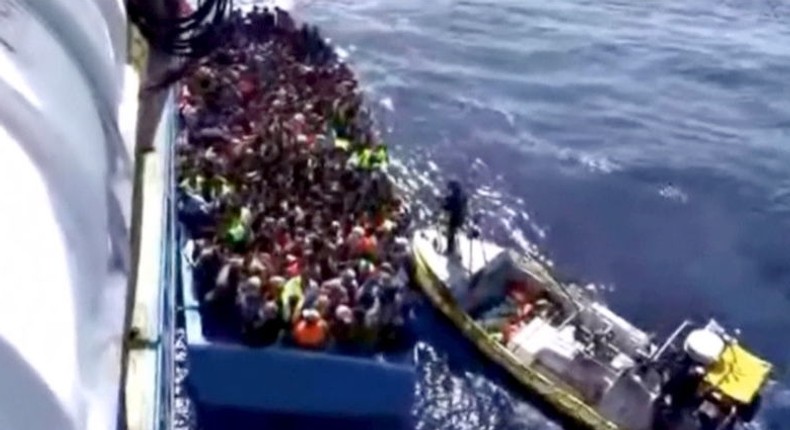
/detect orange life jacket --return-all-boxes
[359,235,377,258]
[502,322,519,344]
[285,261,301,278]
[293,319,328,348]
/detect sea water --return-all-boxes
[188,0,790,428]
[299,0,790,428]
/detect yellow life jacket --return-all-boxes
[180,174,205,194]
[281,276,304,320]
[225,207,251,244]
[226,223,245,243]
[239,206,252,224]
[335,137,351,151]
[217,176,234,197]
[221,184,234,197]
[356,148,374,170]
[348,149,362,168]
[370,146,389,169]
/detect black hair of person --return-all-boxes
[127,0,234,58]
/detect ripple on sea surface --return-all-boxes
[260,0,790,428]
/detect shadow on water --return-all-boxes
[195,405,413,430]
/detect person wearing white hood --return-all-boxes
[238,276,264,334]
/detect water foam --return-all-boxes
[658,183,690,203]
[234,0,295,12]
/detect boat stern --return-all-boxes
[702,341,772,406]
[653,320,774,428]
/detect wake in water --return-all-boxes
[234,0,297,12]
[413,342,562,430]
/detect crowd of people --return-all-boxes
[177,7,413,352]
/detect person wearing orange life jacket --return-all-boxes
[356,230,378,261]
[346,226,364,256]
[284,254,301,278]
[293,308,328,349]
[502,322,517,345]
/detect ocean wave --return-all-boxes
[234,0,295,11]
[658,183,690,203]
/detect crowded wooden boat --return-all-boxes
[176,6,413,353]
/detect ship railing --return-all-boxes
[124,88,178,430]
[160,89,179,430]
[148,89,179,430]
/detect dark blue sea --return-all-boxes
[240,0,790,428]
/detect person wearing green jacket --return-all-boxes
[224,206,252,250]
[179,173,205,195]
[350,144,388,171]
[369,144,389,170]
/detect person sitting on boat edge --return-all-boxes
[262,301,286,344]
[293,308,329,349]
[331,304,356,348]
[242,303,278,346]
[376,271,410,348]
[441,179,468,255]
[238,275,264,332]
[193,244,222,299]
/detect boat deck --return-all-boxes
[411,227,503,303]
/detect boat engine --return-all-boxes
[656,327,765,430]
[683,329,725,368]
[683,329,738,429]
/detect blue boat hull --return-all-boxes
[185,333,415,429]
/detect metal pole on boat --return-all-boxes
[480,229,487,266]
[468,214,484,274]
[468,227,474,274]
[467,212,484,274]
[650,319,693,362]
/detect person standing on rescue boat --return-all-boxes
[441,180,468,256]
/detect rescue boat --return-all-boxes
[410,226,772,430]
